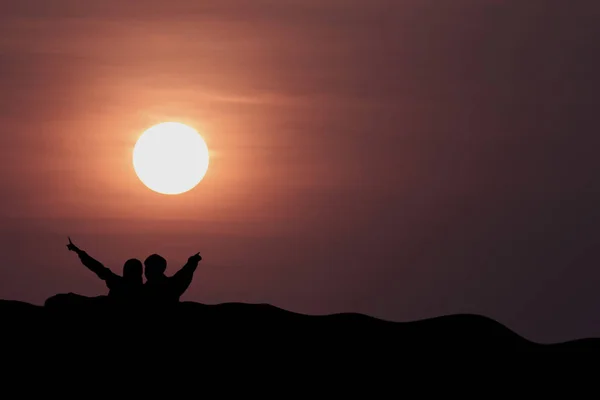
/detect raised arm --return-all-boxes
[66,237,118,282]
[170,252,202,298]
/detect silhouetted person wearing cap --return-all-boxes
[143,252,202,306]
[44,237,144,310]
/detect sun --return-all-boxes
[132,122,209,195]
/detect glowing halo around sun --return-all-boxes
[132,122,209,195]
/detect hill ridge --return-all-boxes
[1,298,598,352]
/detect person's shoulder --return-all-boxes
[105,273,123,286]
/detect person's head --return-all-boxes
[144,254,167,281]
[122,258,143,285]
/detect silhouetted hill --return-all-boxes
[1,298,598,354]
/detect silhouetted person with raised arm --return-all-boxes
[45,237,144,310]
[66,237,144,300]
[143,252,202,306]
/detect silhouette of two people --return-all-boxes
[45,237,202,310]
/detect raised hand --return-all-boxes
[188,252,202,264]
[66,237,79,252]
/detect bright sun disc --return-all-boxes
[133,122,209,195]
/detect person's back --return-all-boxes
[143,253,202,306]
[143,275,176,305]
[106,258,144,304]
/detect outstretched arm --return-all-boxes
[66,237,117,282]
[171,252,202,298]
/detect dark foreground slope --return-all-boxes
[1,299,598,354]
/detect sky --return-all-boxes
[0,0,599,343]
